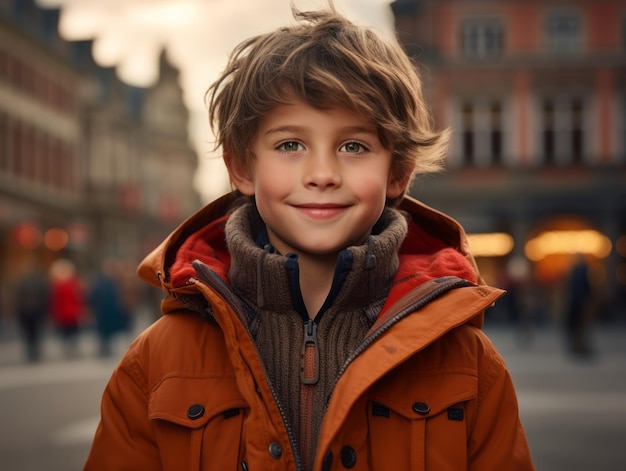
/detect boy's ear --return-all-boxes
[224,152,255,196]
[386,172,410,199]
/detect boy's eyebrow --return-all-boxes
[264,124,378,136]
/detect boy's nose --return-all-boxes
[303,152,341,188]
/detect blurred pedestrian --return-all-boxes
[114,259,142,333]
[504,256,535,347]
[88,258,129,357]
[564,254,594,357]
[49,258,85,358]
[14,255,49,362]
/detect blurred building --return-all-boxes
[391,0,626,322]
[0,0,201,319]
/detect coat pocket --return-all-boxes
[367,368,477,471]
[149,375,249,471]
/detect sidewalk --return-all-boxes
[484,322,626,471]
[484,320,626,358]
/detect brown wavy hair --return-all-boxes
[205,2,448,206]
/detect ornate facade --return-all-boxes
[391,0,626,322]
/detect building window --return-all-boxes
[462,102,475,165]
[0,113,7,172]
[545,11,581,54]
[11,121,22,176]
[461,19,504,58]
[49,137,61,189]
[9,55,21,88]
[542,101,555,165]
[571,100,583,164]
[0,49,6,81]
[540,97,585,165]
[459,100,505,167]
[22,124,34,181]
[623,96,626,164]
[490,102,503,164]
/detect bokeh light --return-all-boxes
[525,229,612,261]
[12,222,43,250]
[44,227,69,251]
[467,232,515,257]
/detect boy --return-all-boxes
[85,4,534,471]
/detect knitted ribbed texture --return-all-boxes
[225,203,408,468]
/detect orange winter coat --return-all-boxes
[85,193,534,471]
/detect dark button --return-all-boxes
[412,401,430,416]
[321,451,333,471]
[268,442,282,459]
[340,445,357,468]
[241,460,249,471]
[187,404,205,420]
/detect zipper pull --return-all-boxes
[300,319,319,385]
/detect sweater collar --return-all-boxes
[225,203,408,319]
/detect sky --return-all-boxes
[35,0,396,203]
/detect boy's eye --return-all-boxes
[340,141,368,154]
[277,141,304,152]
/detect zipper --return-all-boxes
[301,319,319,385]
[191,260,304,471]
[299,319,319,470]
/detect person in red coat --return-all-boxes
[49,258,85,357]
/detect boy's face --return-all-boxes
[229,100,405,257]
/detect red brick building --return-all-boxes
[391,0,626,322]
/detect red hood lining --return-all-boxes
[377,217,478,309]
[169,214,231,287]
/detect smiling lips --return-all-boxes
[293,203,349,219]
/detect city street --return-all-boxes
[0,320,625,470]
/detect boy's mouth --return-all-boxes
[292,203,349,219]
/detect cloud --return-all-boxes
[36,0,394,203]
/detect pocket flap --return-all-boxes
[371,368,477,419]
[149,375,247,429]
